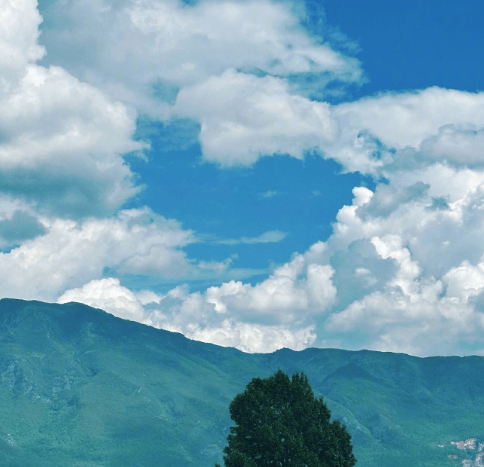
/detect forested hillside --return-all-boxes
[0,299,482,467]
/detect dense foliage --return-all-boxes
[217,370,356,467]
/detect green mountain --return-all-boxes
[0,298,483,467]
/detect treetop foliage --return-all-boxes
[217,369,356,467]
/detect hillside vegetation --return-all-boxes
[0,299,482,466]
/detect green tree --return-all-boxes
[216,370,356,467]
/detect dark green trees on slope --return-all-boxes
[217,370,356,467]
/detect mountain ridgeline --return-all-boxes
[0,299,483,467]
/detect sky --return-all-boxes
[2,0,484,356]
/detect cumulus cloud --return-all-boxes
[0,207,235,302]
[58,242,335,352]
[334,87,484,150]
[120,152,484,354]
[174,69,338,165]
[0,65,143,217]
[0,0,45,91]
[174,75,484,171]
[54,156,484,355]
[184,321,317,354]
[1,0,341,354]
[58,278,149,322]
[37,0,363,167]
[6,0,484,356]
[321,87,484,174]
[59,277,318,353]
[35,0,484,175]
[202,252,336,322]
[0,0,145,218]
[320,176,484,355]
[39,0,362,112]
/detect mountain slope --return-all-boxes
[0,299,482,467]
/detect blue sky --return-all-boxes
[128,120,368,282]
[3,0,484,355]
[320,0,484,95]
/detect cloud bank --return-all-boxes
[3,0,484,356]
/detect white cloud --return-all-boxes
[319,87,484,175]
[201,253,336,323]
[333,87,484,152]
[323,261,484,356]
[6,0,484,357]
[35,0,484,176]
[318,175,484,355]
[173,80,484,172]
[35,0,365,167]
[0,0,145,217]
[0,0,45,91]
[0,64,143,216]
[39,0,362,114]
[114,246,335,353]
[0,208,206,302]
[216,229,287,245]
[59,276,317,353]
[0,65,140,167]
[416,126,484,169]
[174,69,337,165]
[57,278,316,352]
[260,190,280,198]
[443,261,484,303]
[128,163,484,354]
[184,321,317,353]
[58,278,148,322]
[54,242,335,353]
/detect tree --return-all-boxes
[216,370,356,467]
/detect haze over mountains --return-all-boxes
[0,298,483,467]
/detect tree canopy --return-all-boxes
[217,369,356,467]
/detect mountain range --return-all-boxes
[0,298,483,467]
